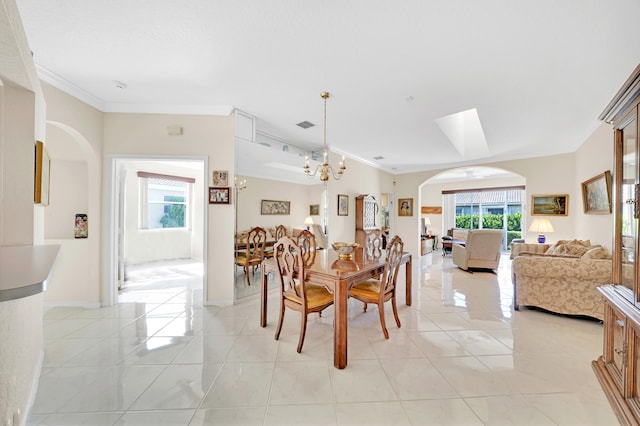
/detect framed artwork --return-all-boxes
[209,187,231,204]
[309,204,320,215]
[74,214,88,238]
[34,141,50,206]
[421,206,442,214]
[338,194,349,216]
[531,194,569,216]
[261,199,290,215]
[398,198,413,216]
[212,170,229,186]
[582,170,612,214]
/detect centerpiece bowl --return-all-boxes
[331,242,359,260]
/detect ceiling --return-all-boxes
[14,0,640,183]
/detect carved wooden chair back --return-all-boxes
[365,229,384,258]
[296,229,317,268]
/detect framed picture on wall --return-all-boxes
[209,187,231,204]
[531,194,569,216]
[337,194,348,216]
[261,199,290,215]
[34,141,50,206]
[309,204,320,215]
[581,170,612,214]
[398,198,413,216]
[212,170,228,186]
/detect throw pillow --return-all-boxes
[549,243,591,257]
[582,246,610,259]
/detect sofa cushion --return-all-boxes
[545,239,591,255]
[582,246,610,259]
[549,243,592,257]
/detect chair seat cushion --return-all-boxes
[285,284,334,309]
[349,279,382,299]
[236,255,262,266]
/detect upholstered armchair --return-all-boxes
[452,229,503,272]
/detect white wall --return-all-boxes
[0,0,48,421]
[122,163,202,265]
[103,113,235,304]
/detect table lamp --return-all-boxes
[528,218,554,243]
[422,217,432,235]
[304,216,314,231]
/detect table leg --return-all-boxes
[260,269,268,327]
[405,257,412,306]
[334,281,348,369]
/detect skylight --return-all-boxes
[435,108,489,158]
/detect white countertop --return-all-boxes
[0,245,60,302]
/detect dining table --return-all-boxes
[260,246,412,369]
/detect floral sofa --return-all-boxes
[511,239,612,320]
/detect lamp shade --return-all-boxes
[528,218,555,233]
[304,216,314,226]
[423,217,432,225]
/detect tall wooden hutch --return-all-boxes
[355,194,378,248]
[593,64,640,424]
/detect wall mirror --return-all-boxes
[233,136,328,300]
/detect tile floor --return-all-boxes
[28,251,617,425]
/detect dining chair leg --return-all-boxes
[377,302,389,339]
[362,302,368,312]
[274,301,285,341]
[297,313,308,353]
[391,294,401,328]
[245,265,251,286]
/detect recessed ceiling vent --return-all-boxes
[373,156,385,160]
[296,121,315,129]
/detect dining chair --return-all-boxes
[348,235,404,339]
[235,226,267,286]
[296,229,317,268]
[274,236,334,353]
[265,224,288,259]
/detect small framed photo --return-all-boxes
[310,204,320,215]
[338,194,349,216]
[582,170,612,214]
[209,187,231,204]
[74,214,88,238]
[531,194,569,216]
[398,198,413,216]
[212,170,229,186]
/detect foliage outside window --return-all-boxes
[138,172,194,230]
[450,189,523,248]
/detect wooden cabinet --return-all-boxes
[593,64,640,425]
[355,194,378,248]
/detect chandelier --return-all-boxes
[304,91,346,181]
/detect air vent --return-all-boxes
[296,121,315,129]
[373,156,385,160]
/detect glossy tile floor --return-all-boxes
[28,251,617,425]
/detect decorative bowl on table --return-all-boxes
[331,242,359,260]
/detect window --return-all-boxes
[443,186,524,248]
[138,172,194,229]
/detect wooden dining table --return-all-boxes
[260,247,412,369]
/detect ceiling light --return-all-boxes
[297,121,315,129]
[303,92,346,182]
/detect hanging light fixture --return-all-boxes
[304,91,346,181]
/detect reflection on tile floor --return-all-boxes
[28,252,616,425]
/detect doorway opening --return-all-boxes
[104,156,207,306]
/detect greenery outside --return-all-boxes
[455,212,522,247]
